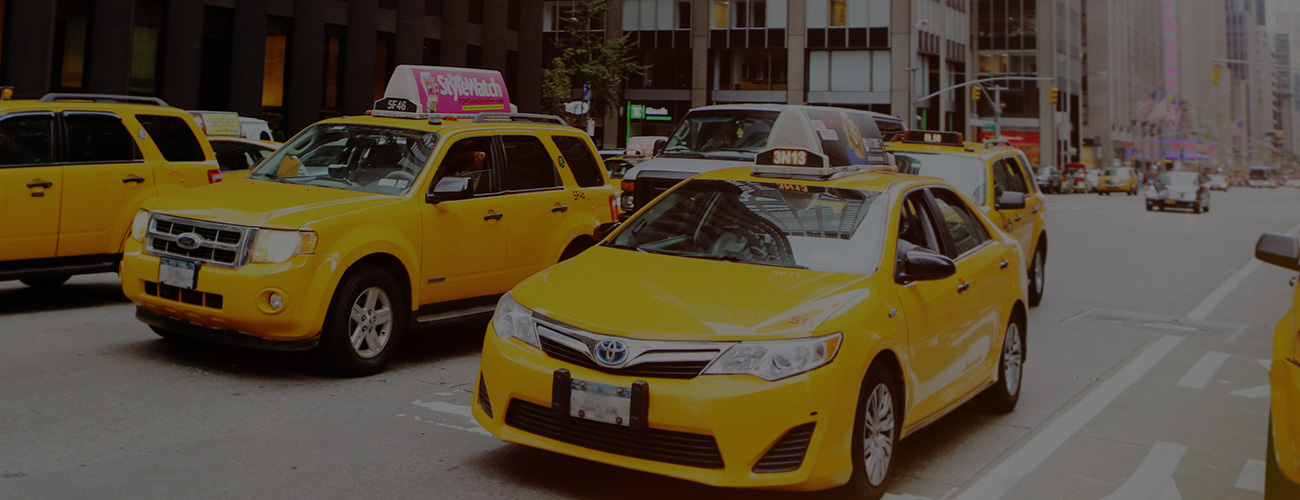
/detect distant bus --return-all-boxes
[1248,166,1278,188]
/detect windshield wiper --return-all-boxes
[252,172,290,183]
[311,175,360,187]
[679,252,808,269]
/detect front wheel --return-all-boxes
[318,269,405,377]
[840,363,900,500]
[978,318,1024,413]
[1027,245,1046,307]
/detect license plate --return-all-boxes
[158,257,199,290]
[1164,199,1176,205]
[570,379,632,426]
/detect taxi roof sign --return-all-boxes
[189,110,243,137]
[894,130,965,147]
[752,147,864,178]
[373,65,511,118]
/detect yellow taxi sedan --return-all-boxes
[1256,233,1300,498]
[1097,166,1139,195]
[474,149,1029,498]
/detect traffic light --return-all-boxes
[972,85,982,101]
[1049,85,1060,106]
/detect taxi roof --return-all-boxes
[314,113,579,135]
[688,162,928,195]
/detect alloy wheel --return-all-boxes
[349,286,394,359]
[862,383,896,487]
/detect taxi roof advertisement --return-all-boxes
[378,65,511,116]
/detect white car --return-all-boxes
[1284,179,1300,188]
[1207,174,1230,191]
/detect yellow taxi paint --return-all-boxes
[0,165,62,260]
[1272,286,1300,484]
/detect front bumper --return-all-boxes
[1271,318,1300,484]
[1098,183,1131,192]
[120,238,337,344]
[472,324,858,491]
[1146,197,1199,209]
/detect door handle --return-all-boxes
[26,181,52,188]
[483,212,504,221]
[1013,215,1022,222]
[1000,260,1009,270]
[957,281,970,293]
[1031,206,1038,213]
[122,176,146,184]
[551,205,569,213]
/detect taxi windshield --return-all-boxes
[662,110,779,159]
[250,124,434,195]
[892,153,988,205]
[606,179,888,274]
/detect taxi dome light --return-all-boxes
[895,130,965,147]
[752,148,864,178]
[373,65,512,118]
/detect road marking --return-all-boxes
[951,335,1184,500]
[413,400,475,418]
[1229,385,1270,399]
[1177,351,1229,389]
[883,494,934,500]
[1188,221,1300,321]
[1234,459,1266,492]
[1101,442,1186,500]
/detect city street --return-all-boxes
[1,187,1297,500]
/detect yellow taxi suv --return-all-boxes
[1256,233,1300,499]
[474,147,1029,499]
[0,93,221,288]
[190,110,281,175]
[120,66,617,376]
[888,131,1049,306]
[1097,166,1139,195]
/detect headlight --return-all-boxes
[249,229,317,263]
[131,210,151,242]
[493,292,540,348]
[703,333,842,381]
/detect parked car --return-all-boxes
[1145,171,1210,213]
[1207,174,1231,191]
[1254,233,1300,499]
[1034,165,1063,193]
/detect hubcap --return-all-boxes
[349,286,393,359]
[1003,324,1023,396]
[862,383,895,487]
[1033,250,1045,295]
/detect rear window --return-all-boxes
[552,135,605,188]
[137,114,206,162]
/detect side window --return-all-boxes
[63,113,142,163]
[1004,156,1032,193]
[502,135,560,191]
[897,191,940,255]
[993,158,1027,195]
[434,136,498,195]
[551,135,605,187]
[136,114,206,162]
[929,188,990,258]
[0,114,54,166]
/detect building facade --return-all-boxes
[0,0,545,138]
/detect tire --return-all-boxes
[20,275,70,288]
[318,268,405,377]
[978,317,1024,413]
[1193,202,1202,214]
[1027,244,1046,307]
[1146,203,1153,211]
[559,239,593,262]
[839,362,900,500]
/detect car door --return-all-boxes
[419,133,509,304]
[0,112,60,261]
[56,111,158,257]
[991,155,1035,256]
[494,134,574,287]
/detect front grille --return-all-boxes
[505,399,724,469]
[477,374,494,418]
[538,336,711,379]
[147,214,252,268]
[753,423,816,473]
[144,280,224,309]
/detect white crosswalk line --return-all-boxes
[1178,351,1229,389]
[1102,442,1186,500]
[1229,385,1270,399]
[1234,459,1266,493]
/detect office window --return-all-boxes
[469,1,484,24]
[262,17,290,108]
[713,49,787,90]
[130,0,164,95]
[809,0,887,28]
[322,24,345,111]
[829,0,846,26]
[52,0,91,90]
[711,0,728,28]
[375,32,396,101]
[808,50,890,92]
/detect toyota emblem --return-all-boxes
[175,232,203,250]
[594,339,628,366]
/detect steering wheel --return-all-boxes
[383,170,416,183]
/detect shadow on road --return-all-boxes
[0,274,129,315]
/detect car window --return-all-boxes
[663,109,778,159]
[929,188,989,258]
[63,113,142,163]
[434,136,498,195]
[894,152,988,205]
[502,135,560,191]
[551,135,605,188]
[1004,156,1033,193]
[251,123,434,195]
[0,114,54,166]
[211,140,272,171]
[898,191,940,255]
[137,114,206,162]
[609,179,888,273]
[993,158,1027,195]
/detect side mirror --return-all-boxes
[995,191,1026,210]
[896,249,957,283]
[1256,233,1300,272]
[652,139,667,157]
[427,176,473,203]
[595,221,621,240]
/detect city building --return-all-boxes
[1080,0,1162,171]
[0,0,545,139]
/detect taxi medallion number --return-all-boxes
[158,257,199,290]
[570,379,632,426]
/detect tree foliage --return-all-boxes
[544,0,646,124]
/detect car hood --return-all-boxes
[623,155,751,180]
[140,177,403,230]
[511,246,875,341]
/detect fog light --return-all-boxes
[268,292,283,310]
